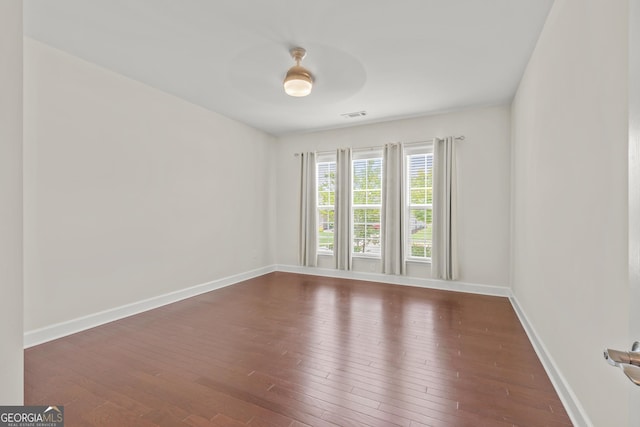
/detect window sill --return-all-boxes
[406,258,431,265]
[352,254,382,260]
[317,254,429,264]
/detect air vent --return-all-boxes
[341,110,367,119]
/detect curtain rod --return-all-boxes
[405,135,465,145]
[293,135,465,157]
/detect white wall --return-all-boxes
[276,106,511,288]
[23,38,276,332]
[0,0,24,405]
[511,0,629,425]
[630,0,640,423]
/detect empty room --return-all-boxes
[1,0,638,426]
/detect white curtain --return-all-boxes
[334,148,352,270]
[299,152,317,267]
[432,137,458,280]
[382,142,405,275]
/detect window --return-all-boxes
[352,153,383,256]
[406,148,434,260]
[311,144,436,263]
[317,158,336,252]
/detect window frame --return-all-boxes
[316,153,337,255]
[351,150,384,258]
[404,142,434,263]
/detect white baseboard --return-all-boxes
[509,295,592,427]
[23,265,277,348]
[276,264,512,297]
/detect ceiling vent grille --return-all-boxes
[341,110,367,119]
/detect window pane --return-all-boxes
[407,151,434,260]
[368,159,382,188]
[410,188,426,204]
[318,190,332,206]
[367,190,381,204]
[408,207,432,259]
[353,224,365,253]
[353,160,367,190]
[367,208,381,224]
[353,158,382,193]
[317,161,336,252]
[318,208,334,250]
[317,162,336,191]
[353,190,367,205]
[352,207,381,255]
[410,155,425,181]
[318,209,335,230]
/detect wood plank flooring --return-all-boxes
[24,272,572,426]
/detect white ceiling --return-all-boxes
[23,0,554,136]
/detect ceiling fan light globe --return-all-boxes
[283,64,313,97]
[284,78,312,97]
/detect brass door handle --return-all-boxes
[604,342,640,386]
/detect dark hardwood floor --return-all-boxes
[24,272,572,426]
